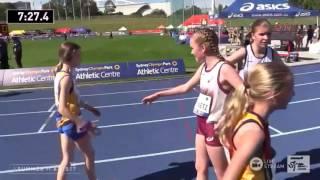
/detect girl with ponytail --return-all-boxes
[54,42,101,180]
[142,28,243,180]
[219,62,294,180]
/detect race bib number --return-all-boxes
[193,93,212,117]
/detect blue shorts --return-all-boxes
[56,113,87,141]
[57,123,87,141]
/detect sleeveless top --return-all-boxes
[239,45,273,79]
[194,61,230,123]
[54,70,81,125]
[229,112,272,180]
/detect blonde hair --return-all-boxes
[193,28,225,60]
[219,62,293,145]
[53,42,80,75]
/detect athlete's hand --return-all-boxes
[90,107,101,117]
[142,93,160,104]
[214,114,225,133]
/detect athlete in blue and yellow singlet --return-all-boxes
[54,70,86,140]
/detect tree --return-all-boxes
[42,0,99,19]
[289,0,320,10]
[0,3,16,21]
[42,1,63,20]
[105,0,116,15]
[217,4,224,13]
[131,4,150,16]
[169,5,202,20]
[145,9,167,17]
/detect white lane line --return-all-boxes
[0,110,50,117]
[37,111,55,133]
[48,104,55,112]
[294,70,320,76]
[95,97,197,109]
[271,125,320,137]
[0,88,168,103]
[0,148,195,174]
[289,97,320,104]
[1,79,319,104]
[295,81,320,87]
[0,116,195,138]
[1,124,320,174]
[0,97,197,117]
[269,126,283,134]
[0,97,52,103]
[98,116,195,128]
[1,95,319,117]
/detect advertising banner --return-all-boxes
[2,67,54,86]
[74,63,127,81]
[1,59,185,86]
[127,59,185,77]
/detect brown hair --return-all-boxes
[193,28,225,61]
[251,18,272,34]
[54,42,80,75]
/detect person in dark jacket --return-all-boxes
[0,38,9,69]
[12,36,23,68]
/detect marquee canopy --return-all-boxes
[219,0,320,18]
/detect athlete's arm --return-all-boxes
[225,47,246,64]
[80,100,101,117]
[142,63,204,104]
[223,123,265,180]
[57,76,82,122]
[220,63,243,89]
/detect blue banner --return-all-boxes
[0,59,185,86]
[219,0,320,18]
[74,63,127,81]
[127,59,185,77]
[2,67,54,86]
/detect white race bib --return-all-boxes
[193,93,212,117]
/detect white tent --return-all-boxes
[177,24,183,29]
[118,26,128,31]
[166,24,174,29]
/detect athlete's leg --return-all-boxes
[57,134,75,180]
[75,134,96,180]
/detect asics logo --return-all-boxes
[206,136,214,142]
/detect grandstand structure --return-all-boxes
[95,0,172,16]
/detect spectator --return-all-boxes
[0,38,9,69]
[63,33,67,41]
[295,24,304,50]
[314,25,319,42]
[306,25,314,48]
[318,26,320,41]
[239,26,245,45]
[12,36,23,68]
